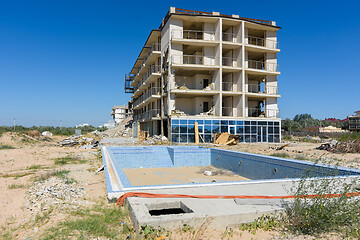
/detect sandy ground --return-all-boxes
[124,166,249,186]
[1,132,358,239]
[0,132,106,238]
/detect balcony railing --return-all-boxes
[134,109,161,121]
[247,60,278,72]
[171,29,216,41]
[171,55,217,66]
[222,57,238,67]
[222,82,233,91]
[133,87,161,108]
[222,107,234,116]
[246,36,279,49]
[248,84,278,95]
[143,43,161,64]
[248,108,279,118]
[133,65,161,92]
[222,32,237,42]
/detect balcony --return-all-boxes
[171,29,216,41]
[222,107,237,116]
[171,55,217,67]
[143,43,161,64]
[246,36,279,49]
[134,109,161,121]
[133,87,161,108]
[222,81,233,91]
[248,108,279,118]
[133,65,161,93]
[222,32,238,43]
[247,60,278,72]
[247,84,278,95]
[222,57,239,67]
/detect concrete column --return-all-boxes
[241,21,246,117]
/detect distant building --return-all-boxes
[111,105,131,125]
[319,126,346,133]
[349,111,360,132]
[323,117,348,123]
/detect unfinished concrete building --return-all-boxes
[125,7,281,143]
[349,111,360,132]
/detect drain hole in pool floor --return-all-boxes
[149,208,186,216]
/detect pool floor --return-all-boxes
[123,166,250,186]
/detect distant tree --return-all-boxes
[281,118,302,132]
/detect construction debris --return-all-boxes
[316,139,360,153]
[41,131,53,137]
[198,166,234,176]
[97,121,132,138]
[142,135,169,144]
[277,143,290,150]
[138,131,149,142]
[59,135,99,148]
[203,83,214,90]
[26,177,87,214]
[214,132,239,145]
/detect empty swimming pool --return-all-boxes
[101,146,360,199]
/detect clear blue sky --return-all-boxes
[1,0,359,127]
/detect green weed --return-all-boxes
[8,183,25,189]
[140,224,171,239]
[337,132,360,142]
[0,145,15,150]
[28,165,42,170]
[284,168,360,238]
[270,152,290,158]
[54,156,86,165]
[240,215,279,234]
[42,203,133,240]
[282,135,292,141]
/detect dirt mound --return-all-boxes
[24,130,41,139]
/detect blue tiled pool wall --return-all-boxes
[106,146,211,189]
[108,146,211,169]
[211,149,360,180]
[104,147,360,190]
[170,118,281,143]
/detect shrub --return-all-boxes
[284,169,360,238]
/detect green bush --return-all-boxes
[337,132,360,142]
[285,169,360,238]
[0,125,107,136]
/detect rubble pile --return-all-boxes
[336,140,360,153]
[98,124,132,138]
[59,135,99,148]
[316,139,360,153]
[143,135,169,144]
[26,177,87,213]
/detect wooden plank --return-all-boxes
[195,122,199,144]
[215,132,230,144]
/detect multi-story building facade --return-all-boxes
[349,111,360,132]
[125,7,281,143]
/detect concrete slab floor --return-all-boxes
[123,177,360,231]
[123,166,250,186]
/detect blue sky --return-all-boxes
[0,0,359,127]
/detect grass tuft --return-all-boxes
[270,152,290,158]
[8,183,25,189]
[0,145,15,150]
[42,203,134,240]
[54,156,86,165]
